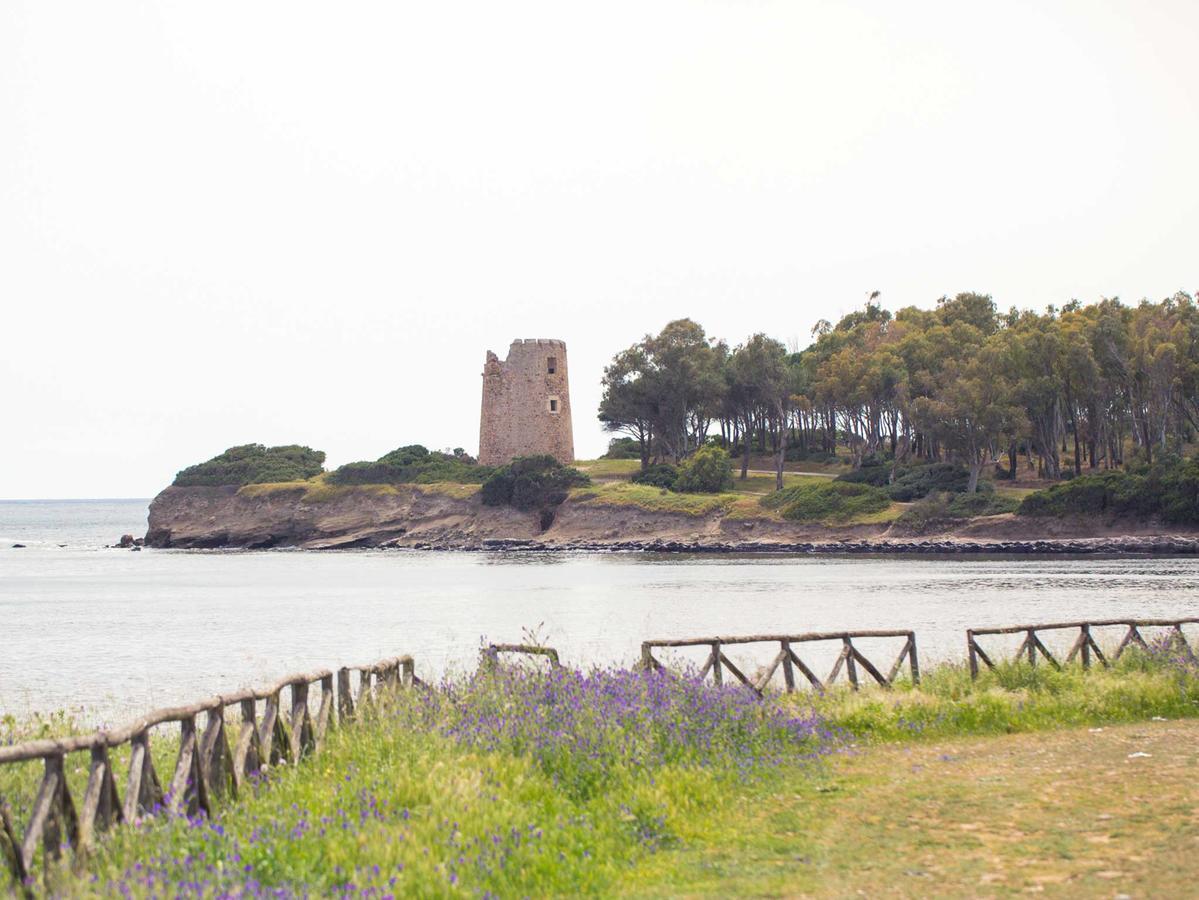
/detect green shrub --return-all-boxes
[601,437,642,460]
[946,491,1019,517]
[173,444,326,487]
[481,456,591,510]
[377,444,435,467]
[835,462,891,488]
[1019,456,1199,523]
[886,462,990,501]
[893,492,957,530]
[761,480,889,523]
[631,464,680,489]
[329,446,491,486]
[837,461,993,500]
[672,446,735,494]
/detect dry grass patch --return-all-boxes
[625,719,1199,898]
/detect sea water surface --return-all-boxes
[2,499,1198,723]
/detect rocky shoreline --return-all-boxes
[416,536,1199,555]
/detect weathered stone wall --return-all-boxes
[479,338,575,466]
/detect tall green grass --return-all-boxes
[803,650,1199,743]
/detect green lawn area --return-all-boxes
[729,472,824,495]
[573,458,643,479]
[993,484,1038,501]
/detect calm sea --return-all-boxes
[2,499,1198,724]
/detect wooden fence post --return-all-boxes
[908,633,920,685]
[337,668,354,722]
[780,640,796,692]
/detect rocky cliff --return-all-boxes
[145,485,537,550]
[144,484,1199,554]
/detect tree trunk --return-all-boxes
[741,418,751,480]
[774,409,787,491]
[967,459,982,493]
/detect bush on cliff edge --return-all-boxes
[480,456,590,511]
[328,445,491,486]
[173,444,326,487]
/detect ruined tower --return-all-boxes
[479,339,574,466]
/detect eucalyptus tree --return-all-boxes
[727,333,790,481]
[598,319,726,466]
[598,345,655,469]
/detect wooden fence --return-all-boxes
[480,643,562,669]
[0,653,416,891]
[966,618,1199,678]
[640,631,920,695]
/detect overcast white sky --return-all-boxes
[2,1,1197,499]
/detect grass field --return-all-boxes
[5,648,1199,897]
[565,465,906,524]
[573,458,643,479]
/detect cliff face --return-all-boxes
[145,485,539,550]
[144,485,1199,552]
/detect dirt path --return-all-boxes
[631,719,1199,897]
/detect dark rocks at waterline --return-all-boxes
[113,534,144,549]
[139,531,1199,555]
[416,536,1199,555]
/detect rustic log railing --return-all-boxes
[641,631,919,695]
[967,618,1199,678]
[479,643,562,670]
[0,653,415,891]
[336,655,418,722]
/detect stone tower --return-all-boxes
[479,339,574,466]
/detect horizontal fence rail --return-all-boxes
[641,631,919,695]
[480,643,562,669]
[966,618,1199,678]
[337,656,419,723]
[0,654,416,892]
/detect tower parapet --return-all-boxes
[479,339,575,466]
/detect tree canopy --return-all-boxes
[599,291,1199,493]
